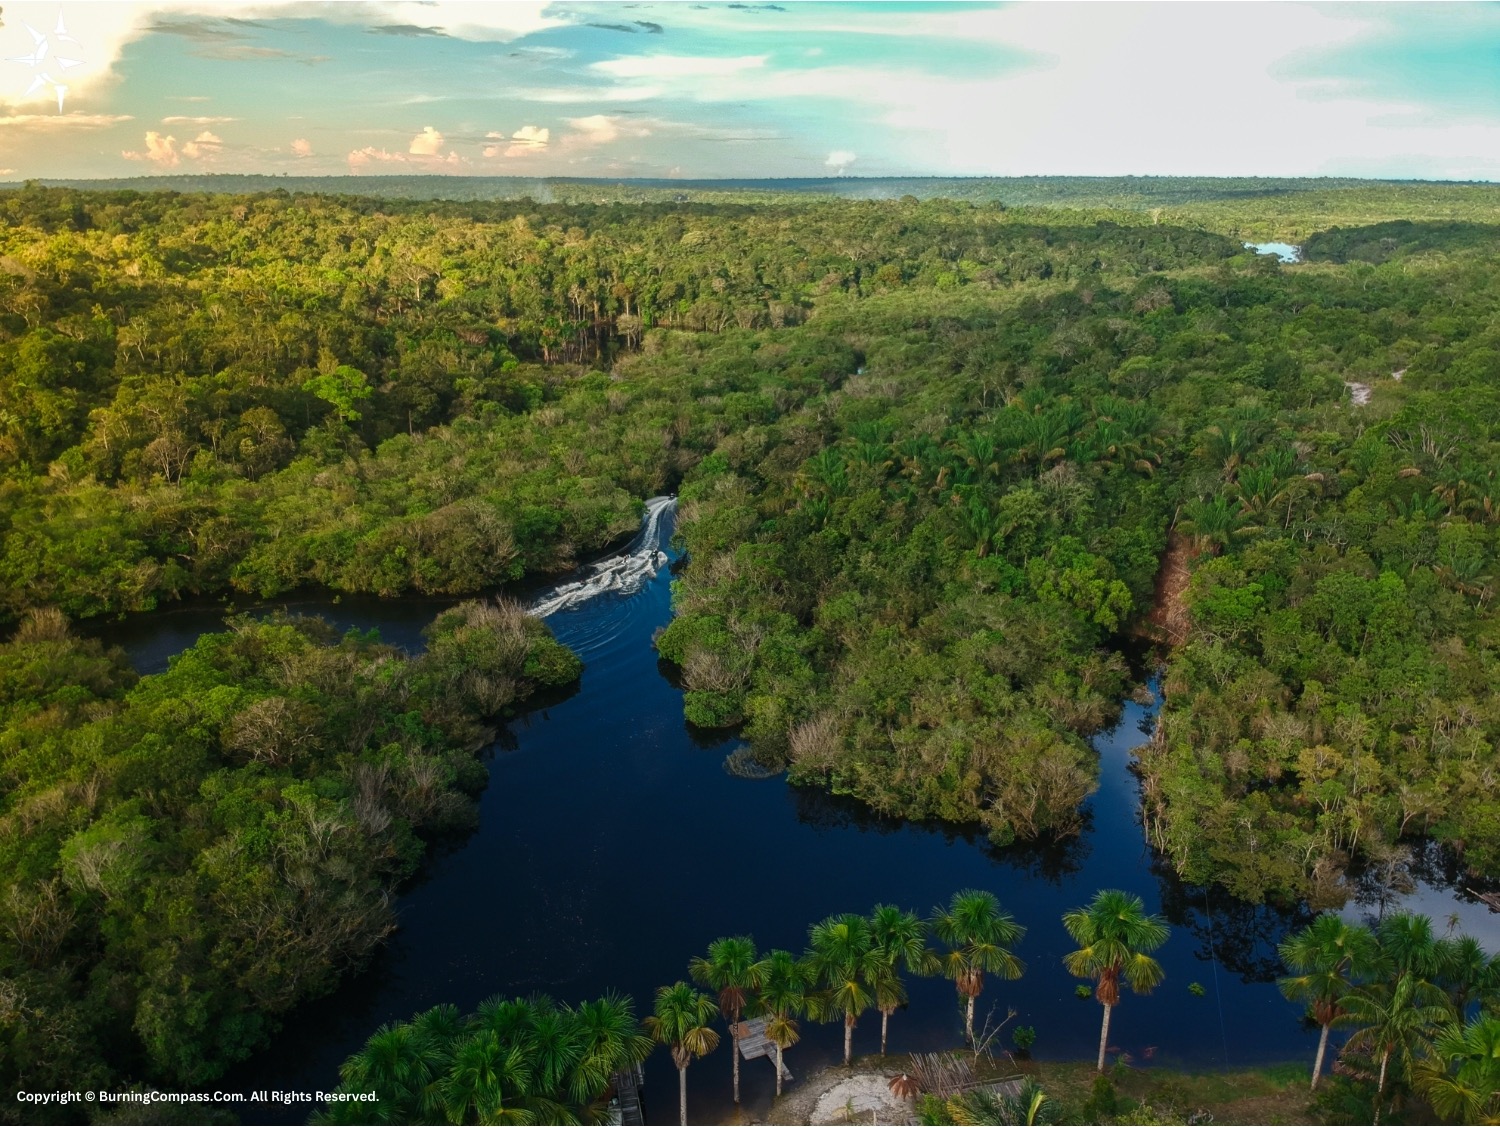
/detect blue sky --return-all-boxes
[1,1,1498,181]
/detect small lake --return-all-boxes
[92,507,1495,1125]
[1245,241,1302,263]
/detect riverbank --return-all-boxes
[766,1055,1321,1126]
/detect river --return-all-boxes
[90,502,1495,1125]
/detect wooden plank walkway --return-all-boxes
[610,1063,645,1126]
[732,1018,793,1082]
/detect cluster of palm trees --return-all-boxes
[319,994,652,1125]
[327,896,1497,1126]
[1278,911,1500,1125]
[648,888,1170,1126]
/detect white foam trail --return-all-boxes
[527,496,676,618]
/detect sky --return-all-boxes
[0,1,1498,182]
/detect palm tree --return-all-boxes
[338,1021,441,1123]
[520,996,585,1105]
[803,912,880,1066]
[1338,972,1450,1126]
[1062,889,1169,1073]
[1376,912,1443,981]
[869,904,939,1055]
[441,1030,535,1126]
[689,936,768,1105]
[1277,915,1379,1090]
[755,948,809,1097]
[645,982,721,1127]
[1415,1014,1500,1125]
[945,1079,1060,1126]
[1005,1077,1063,1126]
[1433,933,1498,1017]
[931,890,1026,1046]
[1178,494,1247,553]
[571,994,653,1114]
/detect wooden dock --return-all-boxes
[609,1063,645,1126]
[732,1018,793,1082]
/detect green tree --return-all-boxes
[337,1021,443,1123]
[1338,972,1450,1126]
[930,890,1026,1046]
[440,1032,535,1125]
[1415,1015,1500,1125]
[1062,890,1169,1073]
[645,982,721,1127]
[754,949,809,1098]
[570,994,653,1114]
[303,364,373,422]
[869,904,939,1055]
[1278,915,1380,1090]
[688,935,768,1105]
[804,913,880,1066]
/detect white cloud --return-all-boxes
[303,1,566,42]
[348,143,463,171]
[0,2,143,109]
[291,137,313,157]
[348,145,402,167]
[122,130,182,166]
[121,127,222,166]
[182,130,222,159]
[162,115,236,125]
[0,0,563,115]
[0,112,133,129]
[591,54,769,80]
[569,5,1500,179]
[508,83,664,105]
[408,125,444,155]
[483,124,550,158]
[563,114,647,148]
[826,150,856,174]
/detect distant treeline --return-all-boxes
[12,172,1498,209]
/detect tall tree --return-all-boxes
[440,1031,535,1126]
[869,904,938,1054]
[1339,972,1450,1126]
[1062,889,1169,1073]
[803,913,880,1066]
[569,994,653,1114]
[645,982,721,1127]
[931,890,1026,1046]
[1277,914,1379,1090]
[688,935,768,1105]
[337,1022,441,1123]
[755,948,809,1098]
[1432,933,1499,1017]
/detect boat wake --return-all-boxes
[527,496,676,618]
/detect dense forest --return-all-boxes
[0,600,579,1098]
[1,179,1499,1112]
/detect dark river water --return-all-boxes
[90,505,1497,1125]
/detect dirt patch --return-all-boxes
[768,1065,915,1126]
[1144,531,1197,646]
